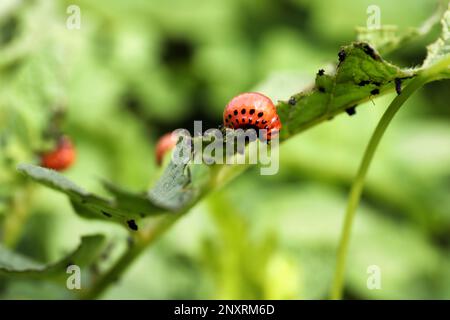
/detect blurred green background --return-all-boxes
[0,0,449,299]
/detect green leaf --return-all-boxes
[277,42,413,139]
[16,42,418,217]
[17,164,167,230]
[422,4,450,78]
[18,6,449,220]
[356,4,443,55]
[148,159,212,211]
[0,234,106,278]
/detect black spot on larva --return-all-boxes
[257,112,264,117]
[228,114,232,119]
[249,109,255,115]
[288,97,296,105]
[235,119,239,124]
[338,49,346,63]
[262,120,267,124]
[127,220,138,231]
[264,125,269,129]
[358,80,370,86]
[317,69,325,76]
[225,118,229,123]
[318,86,325,93]
[233,110,238,116]
[102,211,112,218]
[395,78,402,95]
[255,120,259,125]
[370,88,380,95]
[345,106,356,116]
[372,81,381,86]
[241,118,246,123]
[241,109,246,114]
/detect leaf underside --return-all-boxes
[17,164,171,231]
[0,234,106,278]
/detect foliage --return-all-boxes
[0,0,449,299]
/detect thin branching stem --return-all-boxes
[330,56,450,300]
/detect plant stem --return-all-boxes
[329,75,429,300]
[80,213,182,300]
[80,164,231,299]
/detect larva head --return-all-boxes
[223,92,281,140]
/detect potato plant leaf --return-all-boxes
[277,42,414,140]
[17,4,450,222]
[17,164,168,230]
[0,234,106,278]
[356,3,444,55]
[422,5,450,78]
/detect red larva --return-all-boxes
[155,132,178,166]
[223,92,281,140]
[40,136,76,171]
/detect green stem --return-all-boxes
[330,56,450,299]
[330,77,426,299]
[80,213,182,300]
[80,164,233,300]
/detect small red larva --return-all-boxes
[223,92,281,140]
[155,132,178,166]
[40,136,76,171]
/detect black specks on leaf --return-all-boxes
[288,97,296,105]
[127,220,138,231]
[318,86,325,93]
[338,49,346,63]
[101,211,112,218]
[372,81,381,86]
[358,80,370,86]
[317,69,325,76]
[370,88,380,95]
[395,78,402,95]
[345,106,356,116]
[361,43,380,61]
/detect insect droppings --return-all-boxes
[127,220,138,231]
[345,106,356,116]
[102,211,112,218]
[395,78,402,95]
